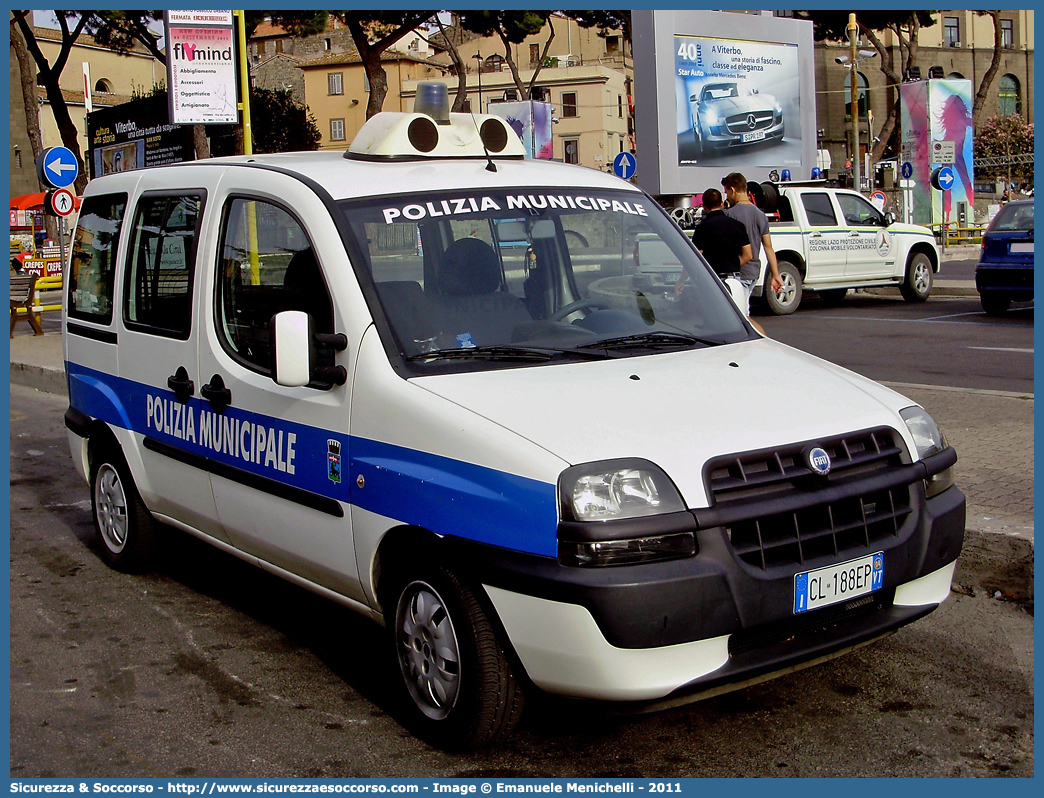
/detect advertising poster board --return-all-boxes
[900,79,975,228]
[674,35,800,169]
[632,10,815,198]
[164,10,238,125]
[487,101,554,159]
[86,94,195,179]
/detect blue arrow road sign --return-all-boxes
[38,146,79,189]
[937,166,955,191]
[613,151,637,180]
[901,161,913,180]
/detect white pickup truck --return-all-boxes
[745,183,941,315]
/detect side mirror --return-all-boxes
[689,94,698,102]
[884,211,896,226]
[271,310,348,387]
[271,311,313,387]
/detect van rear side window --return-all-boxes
[68,193,126,324]
[124,193,203,338]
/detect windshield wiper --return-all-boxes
[405,345,613,363]
[576,331,725,352]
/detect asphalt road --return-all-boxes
[758,293,1033,395]
[8,384,1034,778]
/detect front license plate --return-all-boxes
[742,130,766,143]
[794,552,883,614]
[1010,241,1034,253]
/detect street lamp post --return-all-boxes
[867,108,874,190]
[848,14,859,192]
[835,14,877,193]
[472,52,483,113]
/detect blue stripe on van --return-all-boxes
[66,361,559,557]
[350,438,559,557]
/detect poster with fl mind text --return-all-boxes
[165,10,238,125]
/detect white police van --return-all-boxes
[63,83,964,749]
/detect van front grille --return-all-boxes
[703,428,918,571]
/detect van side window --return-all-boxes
[800,193,838,226]
[68,193,127,324]
[124,194,202,338]
[216,198,334,374]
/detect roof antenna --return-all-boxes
[468,106,497,173]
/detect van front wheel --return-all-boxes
[391,566,525,750]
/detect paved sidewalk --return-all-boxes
[9,318,1032,542]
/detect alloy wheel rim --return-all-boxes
[396,581,461,720]
[95,464,128,554]
[913,263,930,293]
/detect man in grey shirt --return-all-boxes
[722,172,783,332]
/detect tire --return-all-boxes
[390,565,525,750]
[817,288,847,305]
[90,446,156,572]
[764,259,802,315]
[900,252,933,302]
[980,293,1012,316]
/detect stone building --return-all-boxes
[809,10,1034,179]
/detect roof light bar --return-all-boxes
[346,81,526,161]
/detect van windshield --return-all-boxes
[339,188,752,369]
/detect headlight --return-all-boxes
[703,109,719,126]
[900,406,954,497]
[562,459,685,521]
[558,460,694,567]
[900,406,946,458]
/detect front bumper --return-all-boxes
[453,479,965,702]
[706,119,784,150]
[486,560,955,701]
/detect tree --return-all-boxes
[247,88,322,153]
[87,11,329,156]
[971,11,1004,128]
[11,10,92,194]
[458,11,554,102]
[429,17,470,112]
[974,114,1035,188]
[794,11,936,163]
[10,13,59,241]
[570,10,631,48]
[334,11,438,119]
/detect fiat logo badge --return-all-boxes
[806,446,831,476]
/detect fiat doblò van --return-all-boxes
[64,84,964,749]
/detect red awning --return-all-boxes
[10,191,82,211]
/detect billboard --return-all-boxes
[900,79,975,227]
[164,10,238,125]
[86,94,195,179]
[486,101,554,159]
[675,36,800,169]
[633,11,816,198]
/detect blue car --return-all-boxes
[975,199,1034,315]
